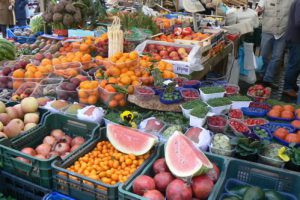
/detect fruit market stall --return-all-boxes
[0,1,299,200]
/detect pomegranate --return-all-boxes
[143,190,164,200]
[43,136,57,146]
[133,175,156,196]
[60,152,70,159]
[206,163,220,183]
[21,147,36,156]
[166,179,192,200]
[192,175,214,199]
[54,143,70,155]
[16,156,30,163]
[70,144,80,152]
[35,143,51,156]
[71,136,85,146]
[48,151,60,159]
[154,172,174,193]
[35,154,46,160]
[50,129,65,140]
[153,158,169,174]
[60,135,72,145]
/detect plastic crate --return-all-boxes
[4,102,50,142]
[43,192,76,200]
[118,145,228,200]
[0,170,50,200]
[52,128,159,200]
[215,158,300,199]
[0,113,100,188]
[7,26,43,44]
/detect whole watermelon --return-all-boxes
[0,39,16,61]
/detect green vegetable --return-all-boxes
[207,97,232,107]
[228,95,251,102]
[264,190,284,200]
[153,112,189,128]
[289,147,300,165]
[243,186,265,200]
[229,185,250,197]
[190,106,209,118]
[162,125,182,138]
[200,86,225,94]
[181,100,207,110]
[231,137,263,157]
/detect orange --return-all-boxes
[99,80,107,88]
[105,84,116,93]
[80,43,89,52]
[79,90,89,98]
[118,99,126,107]
[291,120,300,128]
[41,58,52,66]
[285,134,300,143]
[108,100,118,108]
[114,93,124,101]
[88,95,98,105]
[34,71,43,79]
[120,76,131,85]
[283,105,295,112]
[272,105,283,112]
[24,71,34,78]
[281,110,294,119]
[129,51,138,60]
[12,69,25,78]
[81,54,92,62]
[108,77,118,84]
[268,109,280,118]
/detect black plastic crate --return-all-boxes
[0,170,50,200]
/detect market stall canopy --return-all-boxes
[183,0,205,13]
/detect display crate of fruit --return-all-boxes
[118,144,228,200]
[215,159,300,200]
[30,78,64,99]
[135,40,202,75]
[7,26,43,44]
[12,77,42,90]
[52,127,158,200]
[0,113,100,188]
[11,82,39,101]
[99,86,128,108]
[0,170,50,200]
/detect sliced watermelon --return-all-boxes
[107,124,158,156]
[165,131,213,178]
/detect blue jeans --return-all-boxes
[284,43,300,91]
[260,32,286,82]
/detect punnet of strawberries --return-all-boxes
[247,84,271,98]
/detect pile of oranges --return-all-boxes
[66,141,150,185]
[59,37,95,55]
[78,80,99,105]
[268,104,296,119]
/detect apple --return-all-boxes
[159,50,168,57]
[169,51,179,58]
[167,46,176,53]
[157,45,166,51]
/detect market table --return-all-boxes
[191,42,233,80]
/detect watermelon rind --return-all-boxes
[107,123,158,156]
[165,131,213,178]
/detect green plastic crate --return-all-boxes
[0,113,100,188]
[118,145,229,200]
[215,158,300,199]
[52,128,159,200]
[5,102,50,142]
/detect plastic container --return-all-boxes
[0,170,50,200]
[209,104,231,115]
[224,178,297,200]
[210,144,235,157]
[182,80,201,89]
[207,115,228,133]
[53,62,85,79]
[173,77,188,87]
[77,88,99,105]
[214,160,300,200]
[243,118,269,128]
[249,102,272,111]
[43,192,76,200]
[54,62,82,70]
[258,154,285,168]
[98,87,127,107]
[56,85,78,102]
[31,84,59,98]
[225,84,240,96]
[81,60,98,71]
[231,101,251,109]
[251,126,273,141]
[273,133,300,147]
[247,91,270,102]
[11,82,38,101]
[267,114,295,122]
[134,86,155,101]
[39,77,64,86]
[200,90,225,102]
[44,100,70,113]
[0,113,99,188]
[228,109,244,120]
[228,119,251,137]
[180,105,192,119]
[180,88,200,101]
[52,128,158,200]
[263,123,296,134]
[110,58,139,69]
[0,76,13,89]
[241,107,267,117]
[159,90,183,104]
[190,115,207,128]
[118,145,228,200]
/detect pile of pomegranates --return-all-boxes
[132,158,220,200]
[17,129,85,163]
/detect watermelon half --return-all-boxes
[165,131,213,178]
[107,124,158,156]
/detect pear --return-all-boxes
[4,119,24,138]
[24,123,37,131]
[0,101,6,113]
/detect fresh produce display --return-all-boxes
[185,127,211,151]
[139,117,165,133]
[165,131,213,178]
[143,44,190,61]
[134,86,155,101]
[200,86,225,94]
[0,98,40,139]
[207,97,232,107]
[241,107,268,117]
[252,126,272,140]
[154,30,210,42]
[228,109,243,119]
[77,80,99,105]
[181,100,207,110]
[267,104,295,121]
[160,90,182,104]
[273,127,300,145]
[161,125,182,140]
[207,115,227,133]
[210,133,234,156]
[0,39,16,61]
[232,137,262,161]
[229,119,250,136]
[259,143,287,167]
[228,95,251,102]
[244,118,269,127]
[224,84,239,96]
[247,84,271,101]
[190,106,210,119]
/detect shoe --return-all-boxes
[283,90,297,98]
[262,81,279,89]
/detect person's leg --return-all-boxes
[283,43,300,96]
[263,35,286,83]
[258,32,274,78]
[0,25,7,38]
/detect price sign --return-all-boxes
[173,63,191,75]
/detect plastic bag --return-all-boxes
[238,45,257,84]
[243,42,257,70]
[135,40,203,72]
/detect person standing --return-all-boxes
[0,0,15,38]
[283,0,300,98]
[256,0,293,88]
[15,0,28,26]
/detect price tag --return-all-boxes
[173,63,191,75]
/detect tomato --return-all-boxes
[285,134,300,143]
[274,128,289,139]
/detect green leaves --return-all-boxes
[190,106,210,118]
[228,95,251,102]
[181,100,207,110]
[235,137,263,156]
[207,97,232,107]
[200,86,225,94]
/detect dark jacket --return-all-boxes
[15,0,28,21]
[286,0,300,43]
